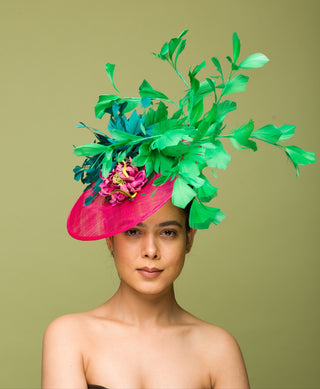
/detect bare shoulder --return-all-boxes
[43,313,84,352]
[186,316,240,351]
[43,305,106,338]
[184,315,250,388]
[42,311,98,389]
[44,311,86,336]
[42,305,110,356]
[199,320,243,355]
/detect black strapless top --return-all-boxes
[88,385,108,389]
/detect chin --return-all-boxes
[125,279,174,296]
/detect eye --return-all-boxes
[124,228,141,237]
[161,229,177,238]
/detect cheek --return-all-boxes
[168,258,186,285]
[112,255,130,281]
[112,240,136,272]
[165,245,186,273]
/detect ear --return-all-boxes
[186,228,197,253]
[106,237,114,252]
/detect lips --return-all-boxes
[137,267,163,279]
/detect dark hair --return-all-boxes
[184,202,192,232]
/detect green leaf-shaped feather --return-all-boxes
[179,158,200,177]
[190,200,225,229]
[160,42,170,60]
[252,124,282,142]
[253,124,296,143]
[139,80,169,100]
[191,61,206,77]
[95,94,120,119]
[196,176,218,202]
[228,120,257,151]
[285,145,316,176]
[172,176,196,208]
[222,74,249,95]
[73,143,109,157]
[109,129,143,143]
[101,148,113,177]
[239,53,269,69]
[174,39,187,67]
[278,125,296,141]
[144,101,168,128]
[151,128,191,150]
[105,63,120,93]
[178,29,189,39]
[211,57,224,81]
[205,140,231,169]
[233,32,241,63]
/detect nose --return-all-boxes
[141,234,160,260]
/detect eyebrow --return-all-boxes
[136,220,183,228]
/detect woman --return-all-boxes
[42,199,249,388]
[42,30,314,389]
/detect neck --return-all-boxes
[105,281,182,327]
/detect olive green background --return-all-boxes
[1,0,319,388]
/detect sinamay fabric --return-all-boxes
[68,175,174,240]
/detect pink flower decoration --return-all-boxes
[99,159,148,206]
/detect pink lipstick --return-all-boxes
[137,267,163,279]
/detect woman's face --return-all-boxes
[106,200,196,296]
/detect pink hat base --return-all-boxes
[67,175,174,240]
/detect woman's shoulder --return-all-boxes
[41,311,102,387]
[43,313,86,355]
[183,314,249,386]
[195,317,239,344]
[43,306,106,343]
[183,312,244,360]
[44,312,86,335]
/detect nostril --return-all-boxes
[144,252,158,259]
[143,248,160,259]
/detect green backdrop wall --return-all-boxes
[1,0,319,388]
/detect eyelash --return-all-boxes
[161,229,177,238]
[124,229,178,238]
[125,229,140,236]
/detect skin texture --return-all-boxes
[42,200,250,389]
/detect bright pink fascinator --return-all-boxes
[67,30,315,241]
[67,174,174,240]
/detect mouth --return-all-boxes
[137,267,163,279]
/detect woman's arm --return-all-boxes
[209,328,250,389]
[41,315,87,389]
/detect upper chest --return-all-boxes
[84,324,213,389]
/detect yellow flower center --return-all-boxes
[112,172,125,186]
